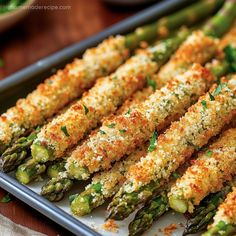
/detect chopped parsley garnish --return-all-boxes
[99,130,106,134]
[146,75,157,91]
[112,76,118,80]
[83,104,89,115]
[213,83,227,96]
[206,150,213,156]
[27,132,37,141]
[119,129,126,133]
[0,58,4,68]
[61,126,70,137]
[107,123,116,128]
[172,172,181,179]
[1,193,12,203]
[208,92,215,101]
[201,100,208,109]
[148,131,157,152]
[69,193,79,203]
[91,183,102,193]
[224,45,236,72]
[125,108,131,115]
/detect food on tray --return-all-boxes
[2,1,236,236]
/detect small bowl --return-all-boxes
[0,0,36,33]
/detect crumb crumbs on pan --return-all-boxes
[102,219,119,233]
[162,223,178,236]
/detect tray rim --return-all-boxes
[0,0,193,235]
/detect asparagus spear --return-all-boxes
[107,74,236,220]
[46,160,66,179]
[129,191,168,236]
[1,0,218,155]
[203,187,236,236]
[0,128,40,172]
[15,158,46,184]
[168,127,236,214]
[183,185,232,235]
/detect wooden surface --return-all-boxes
[0,0,138,235]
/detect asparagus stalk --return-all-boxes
[129,191,168,236]
[168,127,236,214]
[0,128,39,172]
[203,187,236,236]
[107,74,236,220]
[125,0,224,49]
[15,158,46,184]
[183,185,232,235]
[128,166,190,236]
[46,160,66,179]
[41,173,74,202]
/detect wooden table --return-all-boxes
[0,0,139,235]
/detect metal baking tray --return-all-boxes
[0,1,195,235]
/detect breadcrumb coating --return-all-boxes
[213,187,236,226]
[156,31,218,87]
[168,128,236,213]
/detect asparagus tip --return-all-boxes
[31,143,51,163]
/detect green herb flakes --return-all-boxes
[213,83,227,96]
[83,104,89,115]
[206,150,213,156]
[119,129,126,133]
[1,193,12,203]
[99,130,106,135]
[172,172,181,179]
[61,126,70,137]
[148,131,157,152]
[107,123,116,128]
[201,100,208,109]
[208,92,215,101]
[125,108,131,115]
[146,75,157,91]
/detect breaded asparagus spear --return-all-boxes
[107,76,236,220]
[203,187,236,236]
[168,128,236,214]
[70,145,148,216]
[183,184,233,235]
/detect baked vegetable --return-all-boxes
[203,187,236,236]
[168,128,236,214]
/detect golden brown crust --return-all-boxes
[66,64,213,177]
